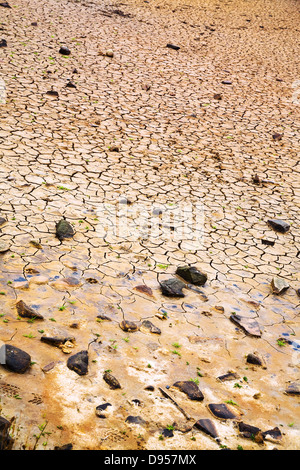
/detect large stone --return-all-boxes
[1,344,31,373]
[103,372,121,389]
[56,219,74,241]
[140,320,161,335]
[0,417,14,450]
[160,278,185,297]
[194,418,219,439]
[16,300,44,320]
[267,219,290,233]
[119,320,140,332]
[176,265,207,286]
[271,276,290,295]
[67,350,88,376]
[173,381,204,401]
[208,403,239,420]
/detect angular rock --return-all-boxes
[96,402,112,418]
[66,81,76,89]
[267,219,290,233]
[0,417,14,450]
[0,39,7,48]
[271,276,290,295]
[134,285,153,297]
[119,320,140,332]
[1,344,31,373]
[217,372,240,382]
[272,133,283,141]
[246,353,265,367]
[162,428,174,437]
[173,381,204,401]
[16,300,44,320]
[140,320,161,335]
[176,265,207,286]
[0,217,6,226]
[160,278,185,297]
[46,90,59,97]
[41,336,75,348]
[262,426,282,442]
[103,371,121,389]
[56,219,74,241]
[238,421,261,439]
[208,403,239,420]
[0,2,11,7]
[67,350,88,376]
[194,418,219,439]
[230,314,261,337]
[166,43,180,50]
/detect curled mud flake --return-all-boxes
[229,314,262,337]
[0,240,10,253]
[134,284,153,296]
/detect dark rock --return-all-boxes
[160,278,185,297]
[267,219,290,233]
[176,265,207,286]
[103,371,121,389]
[162,428,174,437]
[173,381,204,401]
[0,2,11,7]
[125,416,146,426]
[66,81,76,89]
[0,217,6,226]
[46,90,59,97]
[59,46,71,55]
[194,418,219,439]
[56,219,74,241]
[67,350,88,376]
[186,284,209,301]
[16,300,44,320]
[246,353,264,367]
[261,239,275,246]
[31,22,38,26]
[285,382,300,395]
[208,403,239,420]
[96,402,112,418]
[217,372,240,382]
[144,385,155,391]
[140,320,161,335]
[221,80,232,85]
[297,288,300,298]
[262,427,282,442]
[0,417,14,450]
[230,314,261,337]
[272,133,283,141]
[0,39,7,47]
[166,43,180,50]
[41,336,75,348]
[213,93,222,100]
[54,443,73,450]
[97,314,112,321]
[1,344,31,373]
[134,285,153,296]
[238,421,261,439]
[119,320,140,332]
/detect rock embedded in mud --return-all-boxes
[217,372,240,382]
[0,2,11,7]
[194,418,219,439]
[285,382,300,395]
[0,39,7,48]
[41,336,75,348]
[103,371,121,389]
[230,314,261,337]
[166,43,180,50]
[0,217,6,226]
[271,276,290,295]
[56,219,74,241]
[67,350,88,376]
[160,278,185,297]
[208,403,239,420]
[173,381,204,401]
[238,421,261,439]
[134,285,153,297]
[96,403,112,418]
[125,416,146,426]
[262,427,282,442]
[1,344,31,373]
[16,300,44,320]
[59,46,71,55]
[176,265,207,286]
[267,219,290,233]
[140,320,161,335]
[0,417,14,450]
[119,320,140,332]
[246,353,265,367]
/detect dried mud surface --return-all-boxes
[0,0,299,451]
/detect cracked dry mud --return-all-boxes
[0,0,299,451]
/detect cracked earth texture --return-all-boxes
[0,0,299,451]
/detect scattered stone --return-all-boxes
[272,132,283,141]
[217,372,240,382]
[66,81,76,89]
[285,382,300,395]
[56,219,74,241]
[213,93,222,100]
[230,314,262,337]
[140,320,161,335]
[1,344,31,373]
[267,219,290,233]
[221,80,232,84]
[16,300,44,320]
[41,336,75,349]
[194,418,219,439]
[134,285,153,296]
[31,21,38,26]
[214,305,225,313]
[67,350,88,376]
[271,276,290,295]
[0,2,11,7]
[166,43,180,50]
[42,362,56,373]
[103,371,121,389]
[246,353,265,367]
[108,144,120,152]
[160,278,185,297]
[46,90,59,97]
[119,320,140,332]
[208,403,239,420]
[59,46,71,55]
[297,288,300,298]
[238,421,261,440]
[54,443,73,450]
[0,240,10,253]
[176,265,207,286]
[97,313,112,321]
[96,403,112,418]
[173,381,204,401]
[162,427,174,438]
[105,49,114,57]
[0,217,6,226]
[0,39,7,47]
[261,239,275,246]
[144,385,155,391]
[262,427,282,442]
[0,417,14,450]
[125,416,146,426]
[30,240,43,249]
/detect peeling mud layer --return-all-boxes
[0,0,299,451]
